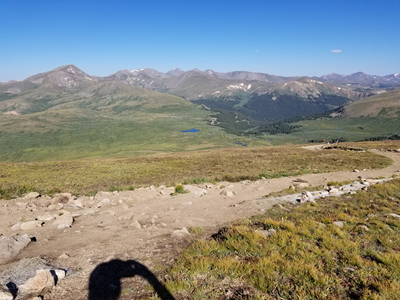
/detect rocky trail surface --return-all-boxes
[0,148,399,299]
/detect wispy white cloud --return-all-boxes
[331,49,342,53]
[255,50,259,52]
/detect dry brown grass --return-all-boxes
[0,145,392,198]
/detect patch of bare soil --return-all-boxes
[0,150,399,299]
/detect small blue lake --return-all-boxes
[338,129,344,131]
[181,128,200,132]
[236,142,248,146]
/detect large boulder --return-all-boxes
[18,269,56,298]
[0,235,31,265]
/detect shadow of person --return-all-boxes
[88,259,175,300]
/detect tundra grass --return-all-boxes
[0,108,263,162]
[0,145,392,199]
[260,117,400,146]
[164,179,400,299]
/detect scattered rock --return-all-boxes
[180,201,193,206]
[183,185,207,196]
[20,221,41,230]
[24,192,40,199]
[353,169,360,173]
[52,212,73,230]
[129,220,142,229]
[389,213,400,219]
[11,223,21,231]
[295,182,310,188]
[0,234,31,264]
[358,225,369,231]
[58,253,70,260]
[37,213,55,222]
[333,221,345,228]
[18,269,56,297]
[255,229,277,238]
[329,188,339,194]
[118,212,134,221]
[0,284,13,300]
[171,227,190,238]
[220,190,234,197]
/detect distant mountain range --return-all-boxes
[1,65,399,161]
[1,65,399,121]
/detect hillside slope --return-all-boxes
[343,89,400,118]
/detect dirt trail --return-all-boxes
[0,148,399,299]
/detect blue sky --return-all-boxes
[1,0,399,81]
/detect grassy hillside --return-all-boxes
[344,89,400,118]
[165,178,400,299]
[0,104,267,162]
[0,145,391,199]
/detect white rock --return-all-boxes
[333,221,345,228]
[18,269,55,297]
[24,192,40,199]
[329,188,339,194]
[389,213,400,219]
[255,229,277,238]
[0,284,13,300]
[118,212,134,221]
[58,253,70,259]
[11,223,21,231]
[52,212,73,230]
[171,227,190,238]
[101,198,111,205]
[180,201,193,206]
[183,185,208,196]
[37,213,55,221]
[129,220,142,229]
[54,269,66,280]
[21,221,41,230]
[220,190,234,197]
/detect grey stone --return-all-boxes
[0,234,31,264]
[183,185,207,196]
[389,213,400,219]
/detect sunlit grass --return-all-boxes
[165,179,400,299]
[0,145,392,199]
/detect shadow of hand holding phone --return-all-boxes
[88,259,175,300]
